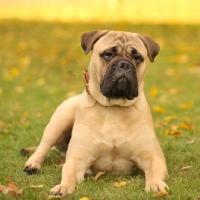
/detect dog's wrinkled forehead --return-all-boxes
[94,31,147,55]
[81,30,160,62]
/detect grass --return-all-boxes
[0,20,200,199]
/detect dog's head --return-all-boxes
[81,30,160,106]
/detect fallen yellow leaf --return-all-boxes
[0,120,5,127]
[152,190,168,197]
[170,125,179,130]
[153,105,166,113]
[23,111,29,118]
[178,102,193,110]
[4,67,20,81]
[113,181,127,187]
[164,129,181,136]
[79,197,91,200]
[92,171,105,180]
[168,88,180,95]
[163,115,177,122]
[178,54,188,64]
[48,195,63,199]
[19,56,31,67]
[30,184,44,188]
[149,87,159,97]
[35,78,46,86]
[179,122,195,130]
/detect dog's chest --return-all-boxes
[91,132,136,174]
[75,102,147,174]
[88,106,139,174]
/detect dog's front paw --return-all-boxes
[145,180,169,192]
[23,160,41,175]
[50,184,75,196]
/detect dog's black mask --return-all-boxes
[100,59,138,100]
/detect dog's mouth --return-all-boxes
[100,59,138,100]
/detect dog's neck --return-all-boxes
[82,70,90,95]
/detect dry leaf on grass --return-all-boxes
[149,87,159,97]
[186,139,195,144]
[0,120,5,127]
[48,195,63,199]
[0,185,6,192]
[92,171,105,180]
[113,181,127,187]
[180,166,191,171]
[153,105,166,114]
[79,197,91,200]
[29,184,44,188]
[179,122,195,130]
[164,121,195,137]
[35,78,46,86]
[163,115,177,122]
[0,181,23,197]
[164,129,181,136]
[178,102,193,110]
[167,88,180,95]
[152,190,168,197]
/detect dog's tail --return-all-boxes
[20,146,37,156]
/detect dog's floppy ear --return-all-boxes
[81,30,109,55]
[137,34,160,62]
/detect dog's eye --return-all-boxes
[103,52,114,60]
[134,55,141,61]
[131,49,143,65]
[133,54,143,65]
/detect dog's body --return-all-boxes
[23,30,168,195]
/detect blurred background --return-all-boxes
[0,0,200,23]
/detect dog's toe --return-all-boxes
[145,180,168,192]
[50,184,75,196]
[50,185,66,196]
[23,161,41,175]
[23,166,38,175]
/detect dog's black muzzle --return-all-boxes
[100,59,138,100]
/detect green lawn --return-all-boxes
[0,20,200,199]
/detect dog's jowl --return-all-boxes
[23,30,168,196]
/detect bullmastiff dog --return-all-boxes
[23,30,168,196]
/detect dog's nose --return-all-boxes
[118,60,132,71]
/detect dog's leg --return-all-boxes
[144,156,169,192]
[138,154,169,192]
[23,95,80,174]
[50,149,95,196]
